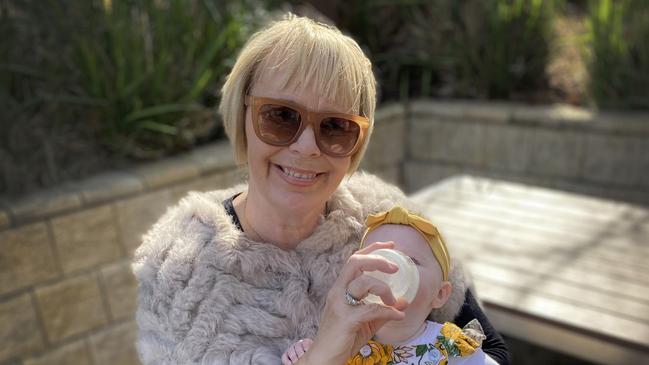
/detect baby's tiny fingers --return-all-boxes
[281,351,292,365]
[295,343,306,357]
[300,338,313,352]
[287,346,299,363]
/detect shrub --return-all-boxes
[335,0,562,101]
[2,0,270,159]
[587,0,649,109]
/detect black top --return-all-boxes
[222,195,511,364]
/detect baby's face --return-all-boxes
[363,224,447,320]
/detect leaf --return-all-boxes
[415,344,428,357]
[138,120,179,136]
[125,103,202,123]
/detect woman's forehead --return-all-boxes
[250,55,360,115]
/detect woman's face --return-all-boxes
[245,69,353,212]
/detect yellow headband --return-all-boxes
[361,206,450,281]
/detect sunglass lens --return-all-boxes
[258,104,301,143]
[319,117,360,155]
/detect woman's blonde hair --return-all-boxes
[219,14,376,173]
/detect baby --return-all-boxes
[282,206,496,365]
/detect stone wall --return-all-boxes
[0,110,400,365]
[0,142,245,365]
[404,100,649,206]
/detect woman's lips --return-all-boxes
[274,164,324,186]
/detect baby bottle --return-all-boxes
[363,249,419,305]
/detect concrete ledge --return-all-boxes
[3,141,237,228]
[409,99,649,135]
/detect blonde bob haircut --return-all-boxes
[219,14,377,173]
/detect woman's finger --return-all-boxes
[337,252,398,288]
[355,299,408,327]
[346,273,396,306]
[356,241,394,255]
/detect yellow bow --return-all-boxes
[361,206,450,281]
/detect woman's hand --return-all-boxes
[297,241,408,365]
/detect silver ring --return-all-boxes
[345,291,365,306]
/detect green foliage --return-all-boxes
[587,0,649,109]
[2,0,269,159]
[336,0,562,101]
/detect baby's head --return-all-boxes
[361,206,452,321]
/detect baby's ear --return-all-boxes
[431,281,452,309]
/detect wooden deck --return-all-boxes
[410,175,649,365]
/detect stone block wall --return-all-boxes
[0,143,245,365]
[404,100,649,206]
[0,110,400,365]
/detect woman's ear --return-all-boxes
[431,281,453,309]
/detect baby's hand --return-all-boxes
[281,338,313,365]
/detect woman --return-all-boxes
[132,15,510,365]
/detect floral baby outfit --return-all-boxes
[346,320,495,365]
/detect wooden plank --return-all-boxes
[483,305,649,365]
[467,260,649,322]
[426,204,649,255]
[414,176,649,243]
[410,175,649,361]
[428,194,649,248]
[472,276,649,349]
[441,227,649,285]
[431,215,649,270]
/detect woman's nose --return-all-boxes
[289,125,321,157]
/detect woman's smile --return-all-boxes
[274,163,326,186]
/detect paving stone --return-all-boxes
[409,118,484,165]
[0,209,9,230]
[511,104,591,125]
[51,205,122,274]
[188,142,237,174]
[219,168,246,188]
[23,339,92,365]
[462,101,511,123]
[0,294,44,362]
[528,129,584,178]
[35,274,108,344]
[9,188,82,223]
[116,189,174,256]
[404,162,463,193]
[374,102,405,121]
[410,100,465,119]
[482,124,533,172]
[133,157,201,189]
[366,165,401,186]
[75,171,144,204]
[89,321,140,365]
[101,261,137,321]
[363,118,405,170]
[0,223,59,296]
[582,134,646,186]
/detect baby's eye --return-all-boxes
[410,257,420,266]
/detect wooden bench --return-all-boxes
[410,175,649,365]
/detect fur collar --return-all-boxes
[132,171,468,364]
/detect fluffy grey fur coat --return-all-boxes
[132,172,468,365]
